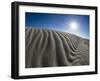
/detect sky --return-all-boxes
[25,12,89,39]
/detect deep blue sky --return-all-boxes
[25,12,89,39]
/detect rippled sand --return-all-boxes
[25,28,89,68]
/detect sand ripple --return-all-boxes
[25,28,89,68]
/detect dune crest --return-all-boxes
[25,28,89,68]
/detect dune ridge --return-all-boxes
[25,28,89,68]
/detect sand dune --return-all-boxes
[25,28,89,68]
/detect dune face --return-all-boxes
[25,28,89,68]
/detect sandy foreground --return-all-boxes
[25,28,89,68]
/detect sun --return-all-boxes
[70,21,78,30]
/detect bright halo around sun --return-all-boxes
[70,21,78,31]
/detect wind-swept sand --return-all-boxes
[25,28,89,68]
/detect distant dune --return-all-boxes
[25,28,89,68]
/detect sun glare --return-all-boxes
[70,21,78,30]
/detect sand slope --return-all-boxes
[25,28,89,68]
